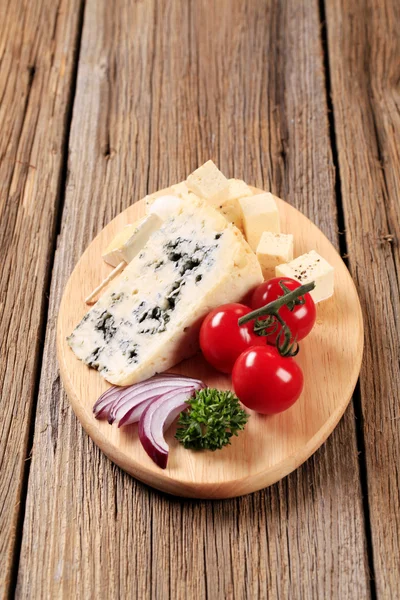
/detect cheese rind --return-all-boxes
[102,225,138,267]
[102,214,162,267]
[68,197,262,386]
[275,250,334,303]
[186,160,230,205]
[239,193,280,251]
[256,232,294,280]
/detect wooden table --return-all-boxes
[1,1,399,598]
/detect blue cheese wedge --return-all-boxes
[275,250,334,303]
[68,197,263,386]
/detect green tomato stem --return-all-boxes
[237,280,316,357]
[238,281,316,326]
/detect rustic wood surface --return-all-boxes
[326,1,400,596]
[0,0,398,597]
[0,0,83,596]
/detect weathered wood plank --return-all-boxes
[0,0,83,596]
[325,0,400,595]
[16,0,369,597]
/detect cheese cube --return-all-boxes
[102,214,162,267]
[217,199,243,231]
[226,179,253,201]
[256,232,294,280]
[186,160,230,205]
[185,177,247,230]
[213,179,252,231]
[160,177,250,231]
[170,181,200,201]
[239,193,280,251]
[275,250,334,303]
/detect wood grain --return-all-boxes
[57,192,363,498]
[16,0,370,597]
[325,0,400,595]
[0,0,83,596]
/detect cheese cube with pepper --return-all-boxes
[256,232,294,280]
[215,179,253,231]
[275,250,334,303]
[239,193,280,251]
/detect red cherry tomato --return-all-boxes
[232,346,304,414]
[200,303,265,373]
[251,277,316,345]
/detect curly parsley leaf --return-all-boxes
[175,388,248,451]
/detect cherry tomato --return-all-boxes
[232,346,304,414]
[251,277,316,345]
[200,303,265,373]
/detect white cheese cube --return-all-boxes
[216,198,243,231]
[275,250,334,303]
[68,196,263,386]
[213,179,252,231]
[226,179,253,201]
[239,193,280,251]
[102,214,162,267]
[170,181,200,202]
[186,160,230,205]
[158,177,249,231]
[256,232,294,280]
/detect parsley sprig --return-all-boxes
[175,388,248,451]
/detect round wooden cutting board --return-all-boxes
[57,188,363,499]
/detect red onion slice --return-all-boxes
[117,396,161,428]
[138,387,196,469]
[93,388,122,418]
[110,378,203,424]
[118,381,203,427]
[93,373,170,418]
[93,374,204,421]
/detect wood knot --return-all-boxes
[379,233,395,244]
[103,142,116,160]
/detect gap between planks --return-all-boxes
[6,2,87,598]
[318,0,377,596]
